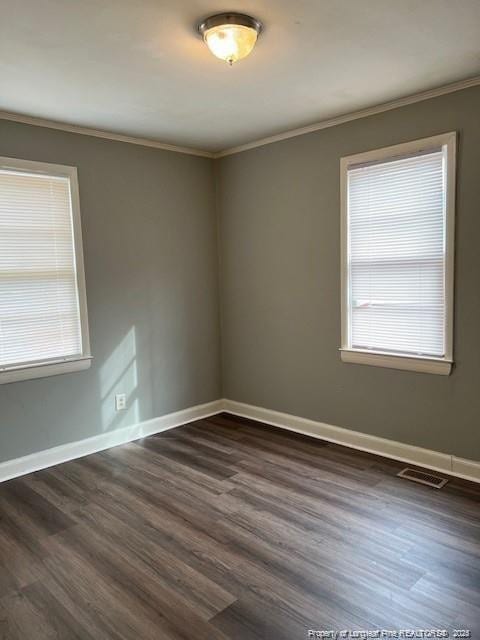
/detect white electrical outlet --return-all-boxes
[115,393,127,411]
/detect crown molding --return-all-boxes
[0,110,214,159]
[215,75,480,158]
[1,76,479,159]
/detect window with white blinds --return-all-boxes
[340,133,456,375]
[0,157,90,384]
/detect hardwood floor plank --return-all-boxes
[104,442,235,496]
[0,480,74,537]
[20,582,97,640]
[136,436,237,481]
[0,508,51,590]
[43,525,228,640]
[211,595,323,640]
[21,469,89,518]
[0,412,478,639]
[0,590,57,640]
[75,502,237,620]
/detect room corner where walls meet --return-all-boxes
[1,83,479,468]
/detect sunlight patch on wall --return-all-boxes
[99,327,139,431]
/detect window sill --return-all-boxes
[340,349,452,375]
[0,356,92,384]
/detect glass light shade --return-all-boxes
[203,24,258,65]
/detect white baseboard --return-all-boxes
[2,397,478,485]
[0,399,224,483]
[222,399,480,484]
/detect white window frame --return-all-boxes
[340,132,456,375]
[0,156,91,384]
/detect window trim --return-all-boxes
[340,132,456,375]
[0,156,92,384]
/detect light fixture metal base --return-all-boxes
[197,13,263,38]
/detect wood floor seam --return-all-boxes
[0,411,478,639]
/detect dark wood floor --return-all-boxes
[0,413,479,639]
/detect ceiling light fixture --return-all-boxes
[197,13,263,65]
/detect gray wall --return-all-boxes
[1,85,479,466]
[0,120,221,463]
[217,85,480,460]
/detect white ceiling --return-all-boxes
[1,0,479,153]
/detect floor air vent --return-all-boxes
[397,467,448,489]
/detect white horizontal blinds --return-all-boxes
[0,169,82,368]
[347,148,446,357]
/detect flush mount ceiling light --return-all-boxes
[197,13,263,65]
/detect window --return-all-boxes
[0,156,91,383]
[340,133,456,375]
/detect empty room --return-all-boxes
[0,1,479,638]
